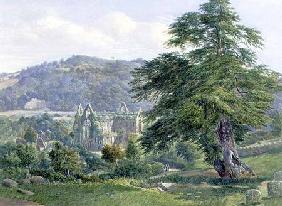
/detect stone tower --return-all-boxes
[73,104,103,151]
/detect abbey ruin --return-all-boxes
[73,103,143,151]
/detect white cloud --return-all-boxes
[1,0,281,73]
[98,12,137,36]
[0,11,170,72]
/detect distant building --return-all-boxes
[24,98,48,110]
[73,103,143,151]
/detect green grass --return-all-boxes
[1,152,282,206]
[244,152,282,178]
[0,183,192,206]
[148,152,282,206]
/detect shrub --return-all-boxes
[30,168,76,182]
[149,162,163,175]
[2,167,29,180]
[49,142,82,176]
[23,127,37,143]
[175,141,201,163]
[126,134,142,160]
[101,144,124,163]
[85,154,111,172]
[113,159,163,178]
[79,174,102,183]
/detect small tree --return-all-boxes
[126,135,142,160]
[23,127,37,143]
[49,142,81,176]
[101,144,124,163]
[16,144,38,169]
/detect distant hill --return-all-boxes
[0,55,148,112]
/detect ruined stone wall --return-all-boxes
[112,115,138,134]
[73,103,143,151]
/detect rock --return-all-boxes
[274,171,282,181]
[30,176,45,185]
[246,189,262,204]
[19,178,31,185]
[2,178,18,188]
[267,181,282,197]
[157,187,164,192]
[17,188,34,196]
[160,183,176,190]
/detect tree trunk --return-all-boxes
[214,117,255,179]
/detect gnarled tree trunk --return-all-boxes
[214,117,255,179]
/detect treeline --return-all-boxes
[0,114,72,144]
[0,55,148,112]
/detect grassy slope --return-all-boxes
[150,152,282,205]
[244,152,282,178]
[0,183,191,206]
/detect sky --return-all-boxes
[0,0,281,73]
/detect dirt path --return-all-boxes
[0,198,42,206]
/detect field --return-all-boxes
[1,152,282,206]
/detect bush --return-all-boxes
[113,159,163,178]
[74,173,102,183]
[30,168,76,182]
[176,141,201,163]
[2,167,29,180]
[149,162,163,175]
[126,135,142,160]
[85,155,111,172]
[101,144,124,163]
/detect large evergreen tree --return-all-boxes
[131,0,280,178]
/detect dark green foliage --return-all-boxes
[16,144,38,168]
[23,127,37,143]
[125,135,142,160]
[175,141,201,163]
[101,144,124,163]
[0,117,19,143]
[30,168,77,182]
[0,143,38,180]
[0,55,148,112]
[18,114,71,144]
[131,0,280,164]
[75,146,110,172]
[271,112,282,137]
[0,114,72,144]
[85,155,110,172]
[148,144,205,170]
[79,174,102,183]
[113,159,163,178]
[0,143,21,168]
[37,151,51,170]
[0,143,38,169]
[49,142,82,176]
[2,167,29,180]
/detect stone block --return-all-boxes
[245,189,262,204]
[2,178,18,188]
[267,181,282,197]
[274,171,282,181]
